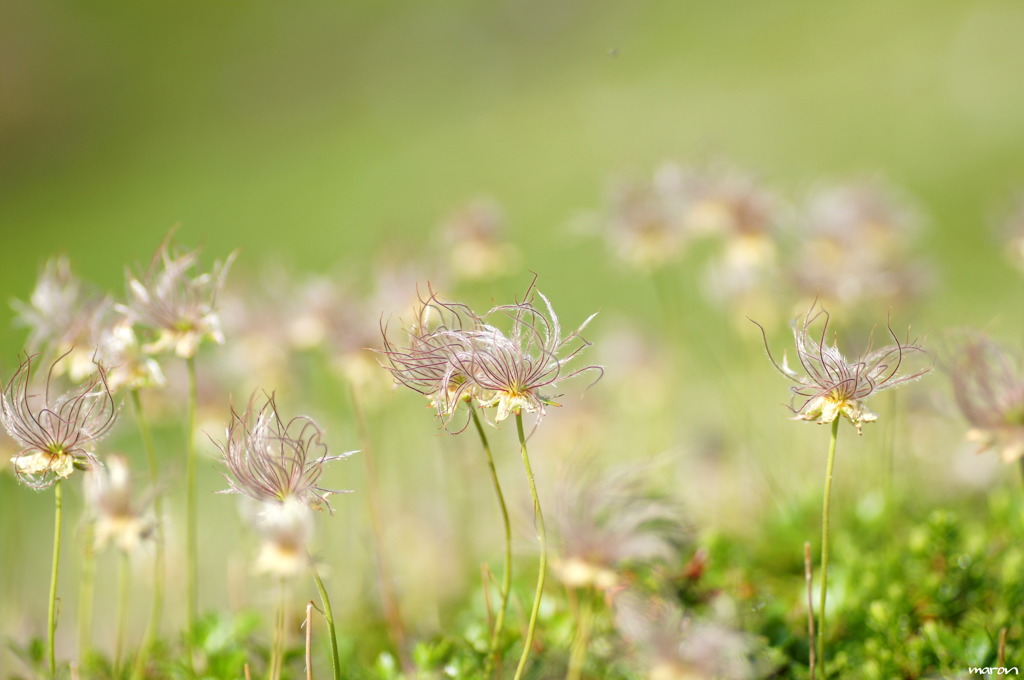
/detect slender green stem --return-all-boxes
[513,412,547,680]
[566,588,593,680]
[77,523,96,666]
[270,578,285,680]
[470,404,512,676]
[347,384,410,670]
[818,419,840,679]
[186,356,198,627]
[115,550,130,677]
[304,601,314,680]
[804,542,816,680]
[308,557,341,680]
[48,479,63,678]
[130,389,164,680]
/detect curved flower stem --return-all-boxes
[186,356,199,627]
[566,588,593,680]
[308,557,341,680]
[513,412,547,680]
[818,418,840,680]
[130,389,164,680]
[48,479,63,678]
[470,404,512,677]
[115,550,130,677]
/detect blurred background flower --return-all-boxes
[3,1,1024,674]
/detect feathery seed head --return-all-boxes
[613,590,766,680]
[12,256,112,381]
[946,332,1024,463]
[123,229,235,359]
[550,459,688,591]
[379,279,602,431]
[378,286,488,426]
[793,179,931,309]
[755,302,929,433]
[1,353,118,489]
[470,279,602,427]
[216,392,352,511]
[215,393,353,576]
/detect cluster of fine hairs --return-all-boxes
[754,302,930,433]
[6,187,1024,680]
[379,276,603,432]
[1,352,118,488]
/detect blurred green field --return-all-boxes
[3,1,1024,678]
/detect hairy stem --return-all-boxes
[470,404,512,677]
[115,550,130,677]
[48,479,63,678]
[77,524,95,667]
[566,588,593,680]
[513,412,547,680]
[186,356,198,627]
[130,389,164,680]
[818,419,840,679]
[304,601,314,680]
[309,558,341,680]
[270,578,285,680]
[804,541,816,680]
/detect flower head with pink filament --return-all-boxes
[0,353,118,489]
[946,332,1024,462]
[379,279,602,432]
[378,286,485,427]
[215,392,353,512]
[471,283,603,427]
[123,229,235,359]
[755,303,929,433]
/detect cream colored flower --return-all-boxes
[756,303,929,434]
[96,319,166,393]
[215,392,354,576]
[86,455,153,553]
[123,228,235,359]
[1,354,118,489]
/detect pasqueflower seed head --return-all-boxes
[123,228,236,359]
[754,303,929,433]
[216,392,353,512]
[215,392,354,575]
[612,590,766,680]
[377,286,486,426]
[471,280,603,427]
[12,256,112,381]
[946,332,1024,463]
[550,459,688,591]
[1,353,118,489]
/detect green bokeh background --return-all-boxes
[2,0,1024,329]
[2,0,1024,674]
